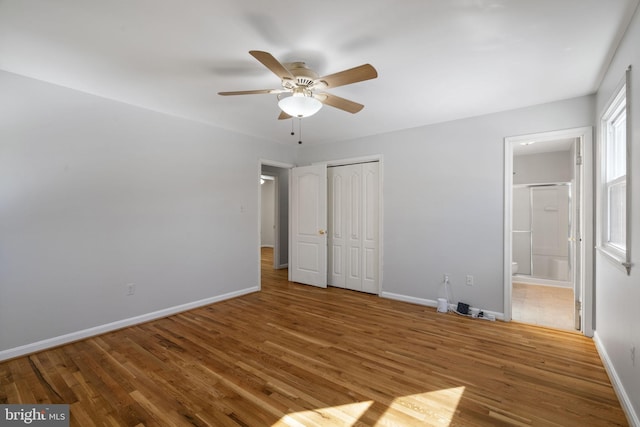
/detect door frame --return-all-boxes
[313,154,384,295]
[503,127,593,336]
[259,159,295,289]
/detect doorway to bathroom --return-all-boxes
[503,127,594,336]
[512,182,574,329]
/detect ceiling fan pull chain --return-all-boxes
[291,119,295,136]
[298,118,303,144]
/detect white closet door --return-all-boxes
[328,168,346,288]
[361,162,379,293]
[328,162,379,293]
[345,165,362,290]
[290,164,327,287]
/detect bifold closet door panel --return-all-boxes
[328,162,379,293]
[362,162,379,294]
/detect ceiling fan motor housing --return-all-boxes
[281,62,326,90]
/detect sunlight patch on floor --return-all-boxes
[383,386,466,425]
[274,401,373,426]
[273,386,465,426]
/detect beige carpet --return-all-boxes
[512,282,576,331]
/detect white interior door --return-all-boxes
[290,164,327,287]
[361,162,379,293]
[328,167,346,288]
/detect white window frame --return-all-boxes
[597,67,632,275]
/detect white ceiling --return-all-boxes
[1,0,638,145]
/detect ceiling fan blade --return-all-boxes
[278,111,292,120]
[249,50,294,81]
[316,64,377,89]
[316,93,364,114]
[218,89,282,96]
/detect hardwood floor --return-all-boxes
[512,281,575,331]
[0,248,627,426]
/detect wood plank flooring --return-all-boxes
[0,248,627,426]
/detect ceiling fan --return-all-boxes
[218,50,378,120]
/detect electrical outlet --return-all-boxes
[126,283,136,296]
[466,275,474,286]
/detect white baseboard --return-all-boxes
[380,291,437,307]
[593,331,639,427]
[0,286,259,362]
[380,291,504,321]
[512,275,572,288]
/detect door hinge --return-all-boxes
[576,155,583,165]
[575,300,582,331]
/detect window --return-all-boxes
[604,95,626,251]
[598,70,631,274]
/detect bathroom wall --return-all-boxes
[513,150,572,184]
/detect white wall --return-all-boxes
[513,151,572,185]
[260,180,275,246]
[593,3,640,424]
[298,96,594,314]
[0,71,295,356]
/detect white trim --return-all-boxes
[593,331,640,427]
[504,127,594,336]
[0,286,259,362]
[380,292,504,321]
[597,246,631,274]
[504,139,514,322]
[271,174,280,269]
[260,159,296,169]
[596,69,633,275]
[313,154,382,168]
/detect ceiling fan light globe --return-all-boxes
[278,96,322,118]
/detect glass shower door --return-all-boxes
[512,186,532,275]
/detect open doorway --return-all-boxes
[512,180,574,329]
[504,127,593,335]
[260,161,292,287]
